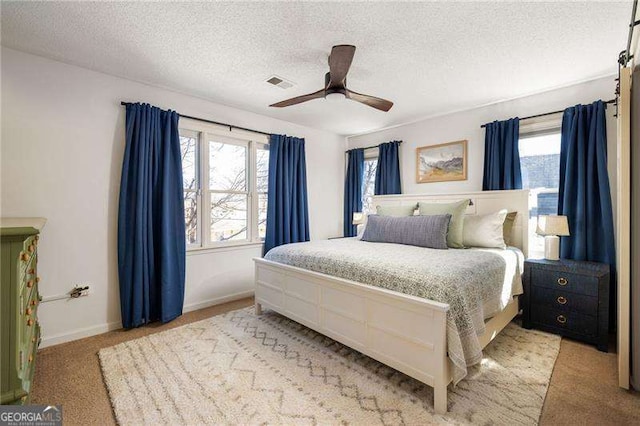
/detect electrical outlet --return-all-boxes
[70,285,91,298]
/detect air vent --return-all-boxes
[266,75,294,89]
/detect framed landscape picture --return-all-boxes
[416,140,467,183]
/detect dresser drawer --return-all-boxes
[531,304,597,336]
[531,268,598,296]
[18,251,36,284]
[531,286,598,315]
[21,285,39,348]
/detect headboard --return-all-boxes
[372,189,530,257]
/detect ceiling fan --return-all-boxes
[269,45,394,112]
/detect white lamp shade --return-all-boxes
[352,212,365,225]
[536,215,570,236]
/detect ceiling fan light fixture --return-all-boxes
[325,92,345,101]
[269,45,393,111]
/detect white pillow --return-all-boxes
[463,210,508,249]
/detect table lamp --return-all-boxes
[536,215,570,260]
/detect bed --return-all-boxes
[254,190,530,414]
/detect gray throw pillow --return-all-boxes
[361,214,451,249]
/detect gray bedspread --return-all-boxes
[264,238,523,384]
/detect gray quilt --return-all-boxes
[264,238,523,384]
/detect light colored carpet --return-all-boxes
[99,307,560,425]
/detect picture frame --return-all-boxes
[416,140,468,183]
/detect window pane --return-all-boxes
[258,193,268,240]
[180,133,198,190]
[184,191,198,245]
[519,132,561,258]
[362,159,378,214]
[256,146,269,192]
[210,193,248,241]
[209,141,247,191]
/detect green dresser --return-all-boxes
[1,218,46,405]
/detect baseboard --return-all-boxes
[183,290,254,313]
[39,290,255,349]
[39,321,123,348]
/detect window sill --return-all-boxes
[186,241,264,256]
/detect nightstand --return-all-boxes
[522,258,610,352]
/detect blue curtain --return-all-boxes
[118,103,186,329]
[344,149,364,237]
[374,141,402,195]
[264,134,310,253]
[558,100,616,269]
[482,118,522,190]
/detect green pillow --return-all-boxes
[503,212,518,246]
[375,204,417,217]
[418,199,470,248]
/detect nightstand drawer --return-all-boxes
[531,286,598,315]
[531,269,598,296]
[531,305,597,336]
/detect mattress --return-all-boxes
[264,238,524,384]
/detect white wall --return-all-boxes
[347,76,618,210]
[1,48,346,346]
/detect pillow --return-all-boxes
[463,210,508,249]
[376,204,417,217]
[361,214,451,249]
[418,199,470,248]
[502,212,518,246]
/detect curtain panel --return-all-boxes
[374,141,402,195]
[343,149,364,237]
[558,100,616,325]
[118,103,186,329]
[482,118,522,190]
[264,134,310,253]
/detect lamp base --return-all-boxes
[544,235,560,260]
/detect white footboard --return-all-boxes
[254,258,453,414]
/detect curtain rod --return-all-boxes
[479,98,617,129]
[620,0,638,66]
[346,140,403,153]
[120,102,272,137]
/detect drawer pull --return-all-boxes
[557,296,568,305]
[28,355,33,363]
[36,276,41,283]
[30,300,37,306]
[28,268,35,274]
[26,308,32,315]
[28,245,35,253]
[35,235,39,241]
[27,280,34,288]
[20,252,30,262]
[557,315,567,324]
[27,319,33,326]
[557,277,568,286]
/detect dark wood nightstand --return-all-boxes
[522,258,610,352]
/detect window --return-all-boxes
[519,130,561,258]
[179,122,269,250]
[362,157,378,214]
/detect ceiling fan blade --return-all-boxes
[346,90,394,112]
[328,45,356,87]
[269,89,325,108]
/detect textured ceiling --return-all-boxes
[1,1,631,135]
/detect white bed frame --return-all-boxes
[254,189,530,414]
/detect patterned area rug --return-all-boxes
[99,308,560,425]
